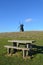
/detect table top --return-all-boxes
[8,40,35,44]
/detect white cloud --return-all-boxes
[25,18,32,22]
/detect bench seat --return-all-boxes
[4,45,30,50]
[4,45,30,58]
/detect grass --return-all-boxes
[0,31,43,65]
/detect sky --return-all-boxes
[0,0,43,32]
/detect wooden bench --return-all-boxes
[4,45,30,58]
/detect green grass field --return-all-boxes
[0,31,43,65]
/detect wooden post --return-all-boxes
[7,48,11,54]
[26,43,31,56]
[17,42,19,47]
[13,42,17,53]
[23,49,27,58]
[23,50,25,58]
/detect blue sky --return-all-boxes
[0,0,43,32]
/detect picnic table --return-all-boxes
[4,40,35,58]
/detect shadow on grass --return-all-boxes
[29,44,43,59]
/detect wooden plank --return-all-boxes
[8,40,35,44]
[4,45,29,50]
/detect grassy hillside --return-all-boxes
[0,31,43,65]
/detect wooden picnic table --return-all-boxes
[8,40,35,56]
[4,40,35,58]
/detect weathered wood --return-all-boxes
[17,42,19,47]
[8,40,35,44]
[23,50,25,58]
[7,48,11,54]
[4,45,29,58]
[4,45,29,50]
[25,43,32,56]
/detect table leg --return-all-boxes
[26,44,29,56]
[13,42,17,53]
[23,50,27,58]
[7,48,11,54]
[17,43,19,47]
[23,50,25,58]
